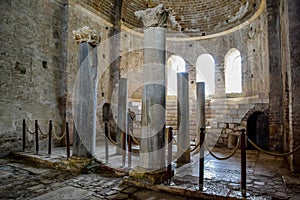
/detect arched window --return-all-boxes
[225,48,242,93]
[196,54,215,95]
[167,55,186,96]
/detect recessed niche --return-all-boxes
[42,61,48,68]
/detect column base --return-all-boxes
[129,166,168,184]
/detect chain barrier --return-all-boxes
[52,125,66,140]
[248,138,300,157]
[204,137,240,160]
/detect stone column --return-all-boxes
[139,26,166,171]
[116,78,128,159]
[177,72,190,163]
[72,26,101,158]
[129,4,179,183]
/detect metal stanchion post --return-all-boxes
[122,131,126,167]
[127,113,133,168]
[241,129,247,198]
[35,120,39,155]
[105,122,109,164]
[199,127,205,190]
[48,120,52,155]
[167,127,173,184]
[23,119,26,152]
[128,132,132,168]
[66,122,70,159]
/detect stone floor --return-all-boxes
[0,143,300,200]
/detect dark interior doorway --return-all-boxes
[247,111,269,150]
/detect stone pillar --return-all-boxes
[196,82,206,150]
[116,78,128,156]
[139,26,166,170]
[129,4,176,183]
[72,26,101,158]
[177,72,190,164]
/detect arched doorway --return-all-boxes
[247,111,269,150]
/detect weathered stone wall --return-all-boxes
[287,0,300,173]
[0,0,68,155]
[0,0,117,154]
[72,0,116,23]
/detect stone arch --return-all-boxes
[225,48,242,94]
[167,55,186,96]
[196,54,215,95]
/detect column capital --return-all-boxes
[135,4,178,29]
[72,26,101,46]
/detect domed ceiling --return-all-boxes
[121,0,262,36]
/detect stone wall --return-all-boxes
[287,0,300,173]
[72,0,116,23]
[0,0,68,155]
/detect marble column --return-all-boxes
[139,26,166,170]
[129,4,180,183]
[72,26,101,158]
[177,72,190,163]
[116,78,128,158]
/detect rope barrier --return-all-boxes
[52,126,65,140]
[38,124,48,137]
[204,138,240,160]
[25,122,35,135]
[107,130,120,145]
[248,138,300,157]
[189,140,202,153]
[130,132,140,145]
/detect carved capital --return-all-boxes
[72,26,101,46]
[134,4,178,28]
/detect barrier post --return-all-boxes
[105,122,109,164]
[48,120,52,155]
[66,122,70,159]
[167,127,173,184]
[35,120,39,155]
[128,132,132,168]
[241,129,246,198]
[122,131,126,167]
[22,119,26,152]
[127,112,133,168]
[199,127,205,190]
